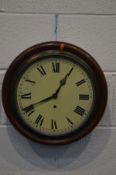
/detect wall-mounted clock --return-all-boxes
[2,41,107,145]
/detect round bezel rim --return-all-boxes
[2,41,108,145]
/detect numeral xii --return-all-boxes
[52,62,60,72]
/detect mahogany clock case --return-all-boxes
[2,41,108,145]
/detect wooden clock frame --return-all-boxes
[2,41,107,145]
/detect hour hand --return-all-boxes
[52,66,75,97]
[59,66,74,86]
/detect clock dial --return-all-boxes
[16,57,94,136]
[2,42,107,144]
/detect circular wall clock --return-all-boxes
[2,41,107,145]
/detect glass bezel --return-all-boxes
[2,42,107,145]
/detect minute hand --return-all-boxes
[33,95,54,105]
[53,66,74,97]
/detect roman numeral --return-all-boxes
[22,104,34,116]
[25,79,36,84]
[74,106,85,116]
[35,115,44,126]
[20,93,31,99]
[79,94,89,100]
[52,62,60,72]
[51,120,57,130]
[37,66,46,76]
[76,79,86,86]
[66,117,74,126]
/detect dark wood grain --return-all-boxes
[2,41,108,145]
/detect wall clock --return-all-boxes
[2,41,107,145]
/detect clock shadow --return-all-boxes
[6,106,111,172]
[28,126,111,171]
[6,126,91,171]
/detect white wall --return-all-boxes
[0,0,116,175]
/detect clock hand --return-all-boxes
[66,66,75,77]
[22,98,52,111]
[53,66,74,97]
[34,95,56,105]
[59,66,74,86]
[32,92,58,106]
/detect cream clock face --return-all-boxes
[16,56,94,136]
